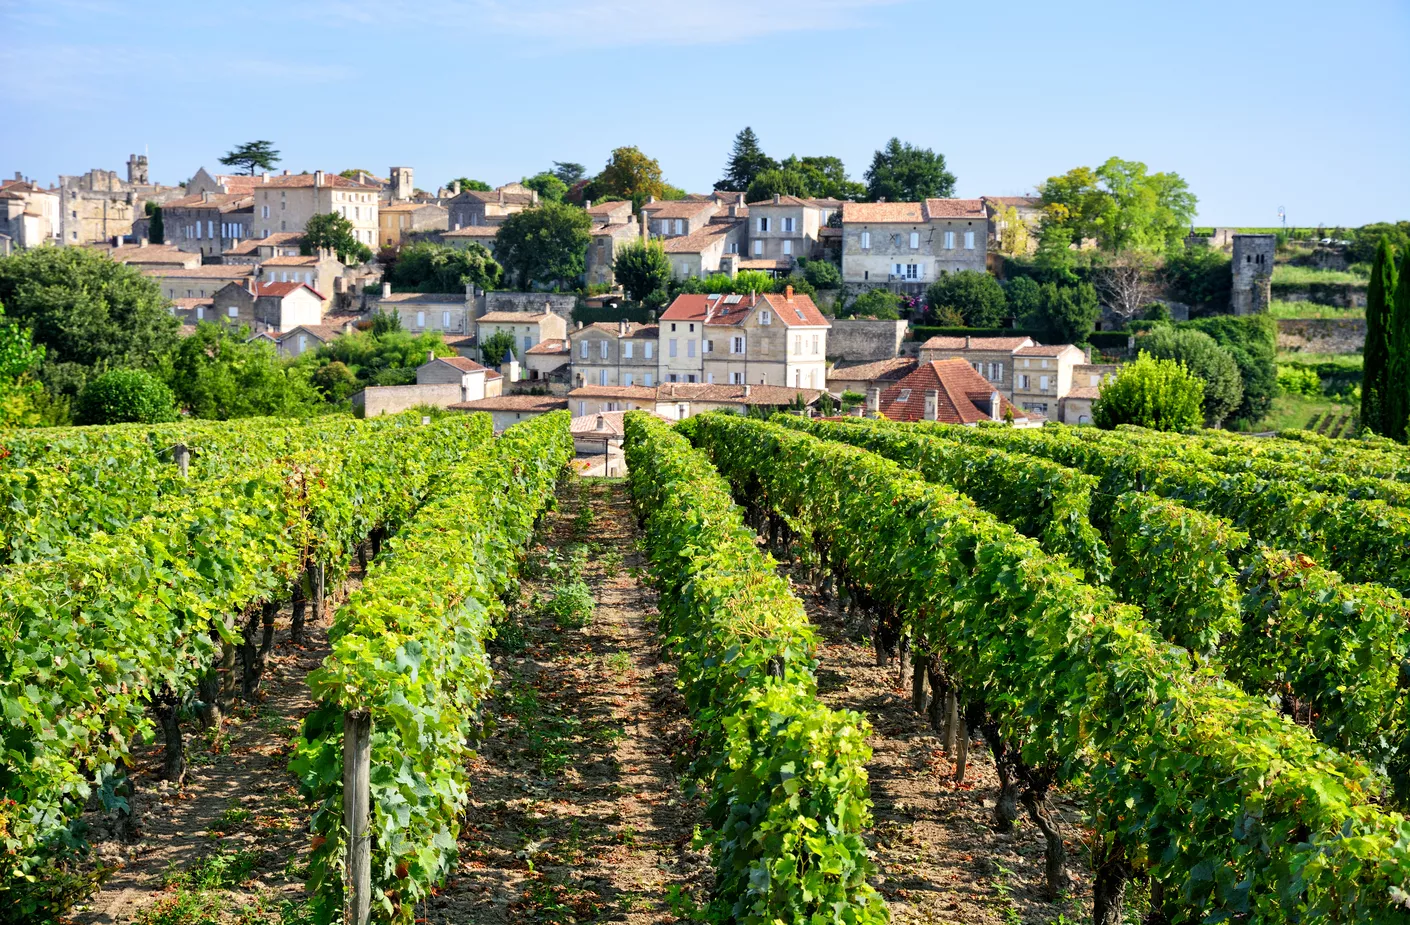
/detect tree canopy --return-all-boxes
[218,140,281,176]
[1038,157,1197,255]
[493,201,593,290]
[1384,253,1410,442]
[613,239,672,306]
[448,178,492,192]
[303,212,372,264]
[925,271,1007,327]
[1361,239,1400,438]
[386,241,501,293]
[843,288,903,321]
[718,127,777,192]
[523,171,568,203]
[864,139,956,202]
[0,300,48,426]
[1178,314,1277,427]
[305,329,455,387]
[551,162,586,187]
[161,323,322,420]
[75,368,178,425]
[480,329,518,367]
[1091,352,1205,432]
[0,247,179,398]
[1137,326,1244,427]
[590,147,679,209]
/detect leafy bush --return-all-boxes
[1178,314,1278,426]
[1137,327,1244,427]
[800,258,842,289]
[1091,352,1205,431]
[75,368,178,425]
[924,270,1006,327]
[1161,244,1231,309]
[384,241,501,294]
[1277,364,1323,397]
[843,288,902,320]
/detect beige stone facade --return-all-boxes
[251,171,379,248]
[378,202,447,249]
[146,264,256,300]
[446,183,537,228]
[568,322,659,389]
[58,157,186,246]
[840,199,988,292]
[657,288,830,388]
[161,192,254,256]
[372,287,475,336]
[744,194,823,266]
[477,310,569,358]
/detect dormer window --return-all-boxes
[760,310,771,325]
[897,389,911,402]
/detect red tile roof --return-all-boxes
[261,254,319,266]
[144,265,255,279]
[922,198,987,219]
[162,192,253,211]
[659,290,827,328]
[444,225,500,237]
[842,201,923,223]
[568,385,659,401]
[746,194,814,207]
[1014,344,1081,356]
[226,232,303,255]
[1063,386,1101,400]
[920,336,1035,351]
[654,383,824,406]
[828,357,918,383]
[256,281,323,300]
[573,322,658,338]
[96,243,196,264]
[450,395,568,412]
[279,324,344,343]
[758,290,829,327]
[640,199,720,221]
[585,200,631,217]
[259,173,379,190]
[526,338,570,355]
[479,311,552,323]
[660,221,738,254]
[428,356,491,373]
[876,359,1027,424]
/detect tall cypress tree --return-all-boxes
[717,127,777,192]
[1361,238,1397,436]
[1386,254,1410,443]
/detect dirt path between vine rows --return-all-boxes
[776,559,1095,925]
[75,575,362,924]
[427,477,708,924]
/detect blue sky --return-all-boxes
[2,0,1406,227]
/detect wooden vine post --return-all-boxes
[173,443,190,478]
[344,708,372,925]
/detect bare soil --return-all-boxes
[777,559,1095,925]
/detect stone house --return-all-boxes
[145,264,255,300]
[258,253,343,307]
[826,356,918,396]
[982,196,1043,254]
[657,288,830,389]
[58,156,186,246]
[840,199,988,293]
[276,323,349,359]
[586,200,633,225]
[0,178,60,248]
[371,285,475,336]
[161,191,254,256]
[568,321,660,389]
[869,359,1031,425]
[639,198,721,241]
[415,355,503,403]
[440,225,500,254]
[250,282,325,334]
[477,309,569,359]
[378,201,447,250]
[524,338,572,385]
[250,171,379,248]
[223,232,305,263]
[584,200,641,287]
[1057,363,1119,424]
[448,394,569,432]
[568,384,660,417]
[662,221,746,280]
[917,335,1037,394]
[95,240,201,271]
[1011,344,1087,418]
[446,183,538,228]
[744,194,824,269]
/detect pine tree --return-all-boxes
[718,127,777,192]
[1385,254,1410,442]
[1360,237,1397,435]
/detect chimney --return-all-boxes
[784,284,793,301]
[314,170,324,188]
[381,281,391,297]
[12,172,19,181]
[585,198,593,209]
[202,191,211,203]
[618,319,628,335]
[866,385,881,415]
[737,193,745,205]
[773,193,781,203]
[743,384,751,398]
[111,234,121,247]
[451,181,461,196]
[923,389,939,421]
[647,195,656,204]
[990,391,1002,422]
[965,335,972,348]
[576,321,583,330]
[729,204,739,218]
[498,189,504,203]
[261,172,269,184]
[283,169,290,176]
[595,414,606,432]
[139,238,149,248]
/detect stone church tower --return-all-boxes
[1230,233,1275,315]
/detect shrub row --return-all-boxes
[623,412,886,925]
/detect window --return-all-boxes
[1090,374,1101,386]
[281,221,286,231]
[703,339,712,354]
[195,222,202,239]
[892,263,903,277]
[644,373,654,386]
[753,240,763,255]
[905,263,920,279]
[686,374,697,383]
[731,371,743,384]
[794,334,802,354]
[898,388,912,402]
[578,401,586,415]
[298,335,307,352]
[623,341,633,359]
[759,216,770,232]
[729,242,738,254]
[599,369,608,386]
[811,334,819,355]
[669,339,678,358]
[196,306,205,320]
[910,231,919,249]
[208,220,214,238]
[860,230,870,249]
[707,373,715,384]
[600,340,609,359]
[228,306,238,318]
[262,205,269,218]
[416,311,425,327]
[523,334,532,351]
[973,362,983,373]
[1039,375,1050,391]
[442,311,451,329]
[687,340,695,358]
[644,342,653,359]
[624,373,633,386]
[783,216,795,232]
[580,340,589,358]
[944,231,955,249]
[659,220,670,235]
[731,336,744,354]
[760,310,771,325]
[964,230,975,249]
[1018,374,1030,389]
[674,219,684,235]
[782,240,792,255]
[989,362,1004,380]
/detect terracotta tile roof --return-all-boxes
[661,221,739,254]
[446,334,478,347]
[810,197,845,208]
[737,258,791,271]
[478,311,552,323]
[214,175,263,194]
[169,297,213,310]
[454,186,536,205]
[449,395,568,413]
[746,194,814,207]
[97,243,197,265]
[591,222,641,238]
[920,336,1035,351]
[828,357,918,383]
[1014,344,1080,356]
[654,383,824,406]
[984,195,1042,208]
[161,192,253,211]
[585,200,631,217]
[876,359,1026,424]
[527,338,570,355]
[279,324,344,342]
[568,385,659,401]
[144,265,255,279]
[427,356,491,373]
[378,201,436,212]
[569,411,630,437]
[256,281,323,300]
[573,322,658,338]
[0,190,22,200]
[226,232,304,254]
[660,293,726,323]
[639,199,720,221]
[842,201,924,223]
[758,290,829,327]
[377,292,466,304]
[1063,386,1101,400]
[443,225,500,237]
[923,198,987,219]
[261,254,319,266]
[259,173,379,190]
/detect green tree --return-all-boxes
[1034,224,1079,281]
[480,329,518,367]
[1162,243,1232,308]
[307,329,453,385]
[162,322,322,419]
[145,201,164,244]
[309,360,359,402]
[552,162,586,187]
[1091,352,1204,432]
[523,171,568,203]
[0,300,48,426]
[1004,277,1042,327]
[591,146,672,209]
[718,127,777,191]
[218,140,281,176]
[789,155,867,200]
[1035,281,1101,343]
[494,201,593,290]
[1385,255,1410,442]
[1361,238,1398,436]
[1039,157,1197,255]
[386,241,501,293]
[863,138,955,202]
[0,247,179,398]
[303,212,372,264]
[924,270,1007,327]
[844,288,903,320]
[1137,326,1244,427]
[746,167,810,203]
[1178,314,1278,426]
[800,258,842,290]
[449,178,492,192]
[338,168,372,180]
[613,239,672,305]
[76,368,178,425]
